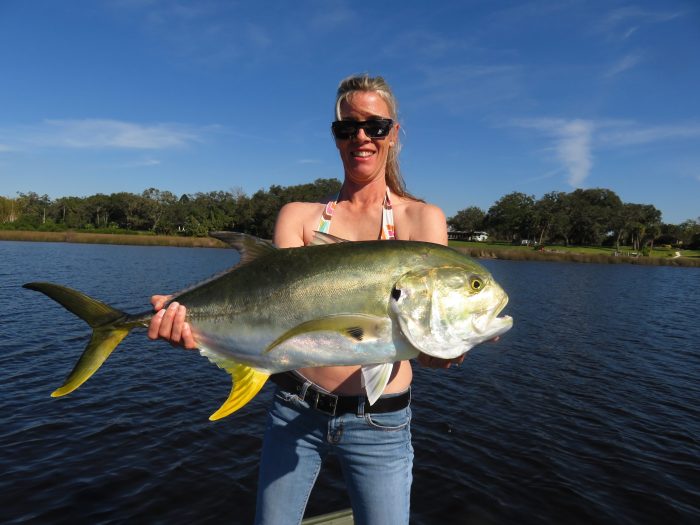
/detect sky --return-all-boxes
[1,0,699,224]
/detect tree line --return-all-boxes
[448,188,700,250]
[2,182,698,249]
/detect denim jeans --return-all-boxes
[254,385,413,525]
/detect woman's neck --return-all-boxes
[338,177,387,207]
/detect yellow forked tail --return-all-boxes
[23,282,135,397]
[209,363,269,421]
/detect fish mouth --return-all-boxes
[470,293,513,337]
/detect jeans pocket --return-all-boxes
[365,407,411,431]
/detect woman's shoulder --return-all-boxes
[275,201,327,247]
[394,195,446,221]
[393,196,448,244]
[279,200,326,216]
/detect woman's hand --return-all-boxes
[417,337,500,368]
[417,354,465,369]
[147,295,197,349]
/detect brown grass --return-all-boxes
[0,230,226,248]
[453,245,700,268]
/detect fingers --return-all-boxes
[147,309,166,340]
[181,321,197,349]
[147,301,195,349]
[150,294,174,311]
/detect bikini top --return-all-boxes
[317,188,396,240]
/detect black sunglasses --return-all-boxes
[331,118,394,140]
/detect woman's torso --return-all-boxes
[293,192,416,394]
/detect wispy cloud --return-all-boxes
[507,117,700,187]
[308,0,356,30]
[598,6,684,40]
[598,122,700,146]
[298,159,322,165]
[605,52,645,77]
[121,158,162,167]
[512,118,594,187]
[413,64,523,114]
[0,119,204,151]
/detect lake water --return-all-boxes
[1,241,699,524]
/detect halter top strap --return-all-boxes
[317,189,395,240]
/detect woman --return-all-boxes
[148,74,461,525]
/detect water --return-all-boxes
[1,241,699,524]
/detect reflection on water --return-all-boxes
[1,241,699,524]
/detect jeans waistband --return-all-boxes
[270,371,410,416]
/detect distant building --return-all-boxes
[447,230,489,242]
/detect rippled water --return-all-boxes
[1,241,699,524]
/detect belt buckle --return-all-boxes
[313,391,338,416]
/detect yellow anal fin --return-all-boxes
[209,364,270,421]
[264,314,390,353]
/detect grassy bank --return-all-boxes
[2,230,699,267]
[450,241,700,268]
[0,229,225,248]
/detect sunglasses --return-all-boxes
[331,118,394,140]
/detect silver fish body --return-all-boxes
[24,232,513,420]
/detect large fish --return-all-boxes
[24,232,512,420]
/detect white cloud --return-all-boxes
[598,6,684,39]
[0,119,204,151]
[414,64,523,114]
[598,123,700,146]
[509,117,594,187]
[507,117,700,187]
[605,52,644,77]
[298,159,322,165]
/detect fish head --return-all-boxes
[390,265,513,360]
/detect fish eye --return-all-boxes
[470,278,483,291]
[391,286,401,301]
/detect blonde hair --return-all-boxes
[335,74,420,201]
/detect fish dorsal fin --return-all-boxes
[169,233,276,302]
[361,363,394,405]
[310,231,350,245]
[264,314,391,353]
[209,231,277,265]
[209,362,270,421]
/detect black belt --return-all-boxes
[270,372,410,416]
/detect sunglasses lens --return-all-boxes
[332,119,393,140]
[332,122,358,140]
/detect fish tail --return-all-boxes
[23,282,136,397]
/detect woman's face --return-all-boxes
[335,91,398,185]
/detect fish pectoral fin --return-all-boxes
[361,363,394,405]
[209,363,270,421]
[264,314,390,353]
[310,231,350,245]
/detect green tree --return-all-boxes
[567,188,622,246]
[447,206,485,233]
[485,192,536,241]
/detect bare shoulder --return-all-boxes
[274,201,325,247]
[394,197,448,245]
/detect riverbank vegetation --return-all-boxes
[2,182,698,267]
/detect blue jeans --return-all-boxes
[254,386,413,525]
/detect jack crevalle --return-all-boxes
[24,232,513,420]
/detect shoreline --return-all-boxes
[2,230,698,267]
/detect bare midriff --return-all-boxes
[297,360,413,395]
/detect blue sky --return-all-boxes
[1,0,698,224]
